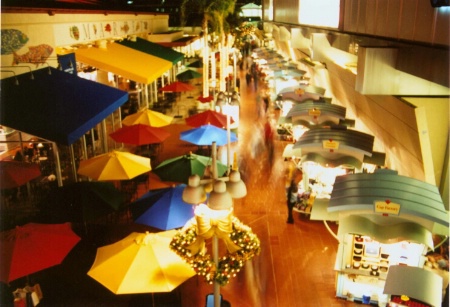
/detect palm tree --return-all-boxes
[181,0,237,93]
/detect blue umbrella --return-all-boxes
[180,124,238,146]
[130,184,195,230]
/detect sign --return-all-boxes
[374,200,400,215]
[322,139,339,150]
[308,108,321,117]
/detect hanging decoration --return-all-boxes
[170,208,261,286]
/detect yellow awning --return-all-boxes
[75,42,172,84]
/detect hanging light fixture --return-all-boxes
[226,169,247,198]
[207,180,233,210]
[182,174,207,204]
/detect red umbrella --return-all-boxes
[196,95,214,103]
[0,161,41,189]
[0,222,81,283]
[185,110,234,128]
[159,81,196,93]
[109,124,171,145]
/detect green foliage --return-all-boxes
[181,0,238,40]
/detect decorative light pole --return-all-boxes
[170,142,260,307]
[215,91,240,171]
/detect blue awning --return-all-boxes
[0,67,128,145]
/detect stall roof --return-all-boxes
[286,101,346,126]
[74,42,172,84]
[0,67,128,145]
[384,265,443,307]
[293,126,375,164]
[328,169,449,229]
[117,37,184,65]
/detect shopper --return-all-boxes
[286,168,302,224]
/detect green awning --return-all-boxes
[118,37,184,65]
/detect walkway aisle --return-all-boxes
[178,71,356,306]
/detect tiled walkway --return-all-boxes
[173,70,356,307]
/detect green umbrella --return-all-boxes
[152,153,227,183]
[176,68,202,81]
[39,181,124,223]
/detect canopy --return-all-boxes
[0,67,128,145]
[117,37,184,65]
[75,42,172,84]
[293,126,374,164]
[328,169,449,231]
[285,101,346,126]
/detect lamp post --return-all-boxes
[182,141,247,307]
[215,91,240,171]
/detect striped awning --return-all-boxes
[75,42,172,84]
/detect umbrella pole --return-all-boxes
[52,142,63,187]
[90,128,96,157]
[213,235,220,307]
[69,145,78,183]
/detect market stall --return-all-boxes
[328,169,449,306]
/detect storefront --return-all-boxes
[327,169,449,306]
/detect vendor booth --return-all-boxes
[327,169,449,306]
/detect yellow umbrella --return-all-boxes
[122,109,174,127]
[87,230,196,294]
[77,150,151,181]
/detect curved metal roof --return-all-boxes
[301,152,362,169]
[286,101,346,126]
[293,126,375,163]
[329,169,449,228]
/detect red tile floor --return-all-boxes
[3,70,363,307]
[173,71,357,307]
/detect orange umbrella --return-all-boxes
[109,124,170,145]
[122,109,173,127]
[148,172,176,190]
[77,150,151,181]
[185,110,234,128]
[159,81,196,93]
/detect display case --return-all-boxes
[335,233,427,304]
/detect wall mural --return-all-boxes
[54,20,150,46]
[1,29,53,67]
[1,29,29,55]
[12,44,54,66]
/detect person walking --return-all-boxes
[286,168,302,224]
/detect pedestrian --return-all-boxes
[245,71,252,86]
[264,118,275,165]
[286,168,302,224]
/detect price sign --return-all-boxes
[374,200,400,215]
[309,108,321,117]
[322,139,339,150]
